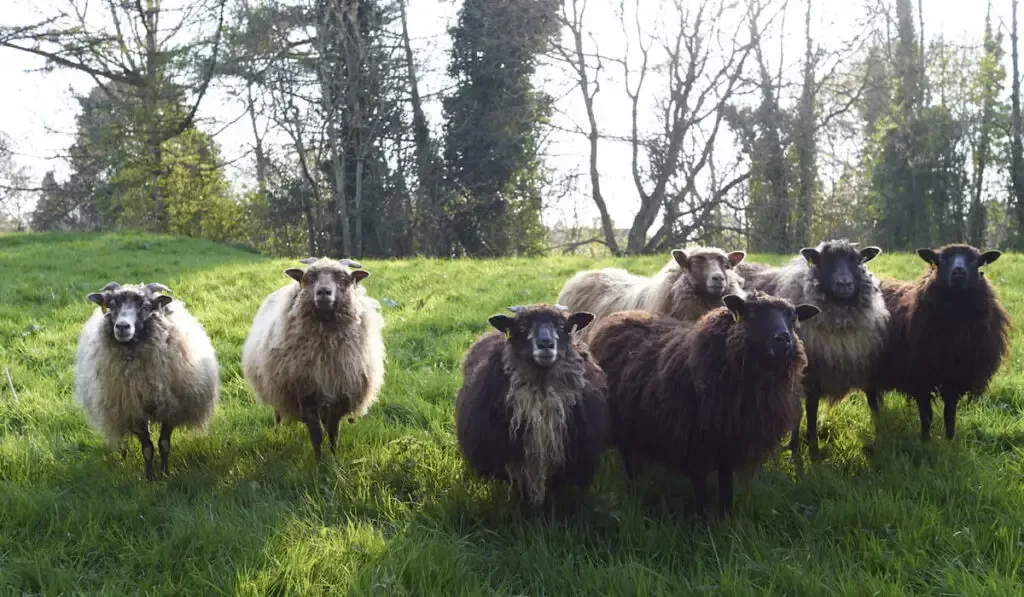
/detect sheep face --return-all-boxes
[673,248,746,298]
[488,305,594,369]
[918,244,1000,291]
[723,292,819,362]
[285,259,369,319]
[86,282,173,344]
[800,240,881,303]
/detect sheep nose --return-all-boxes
[535,336,555,350]
[710,273,724,283]
[115,321,131,333]
[316,287,332,298]
[773,331,791,346]
[951,265,967,278]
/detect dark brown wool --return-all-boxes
[866,244,1010,441]
[454,305,609,506]
[588,292,817,514]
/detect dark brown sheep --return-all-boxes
[588,291,820,515]
[866,244,1010,441]
[454,304,609,506]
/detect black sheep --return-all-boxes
[866,244,1010,441]
[454,304,609,506]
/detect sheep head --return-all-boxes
[672,247,746,299]
[285,258,369,319]
[799,239,881,303]
[488,304,593,369]
[917,244,1000,291]
[86,282,173,344]
[723,291,819,363]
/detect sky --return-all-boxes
[0,0,1008,230]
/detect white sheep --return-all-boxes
[74,281,220,480]
[241,257,386,459]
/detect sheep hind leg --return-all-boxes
[942,392,960,440]
[916,396,933,442]
[866,389,884,422]
[691,474,709,516]
[158,423,174,476]
[717,459,734,517]
[133,424,156,481]
[805,393,820,457]
[325,408,344,455]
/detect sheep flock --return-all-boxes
[64,241,1013,519]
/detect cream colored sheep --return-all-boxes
[242,257,385,459]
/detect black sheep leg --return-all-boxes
[133,423,156,481]
[866,389,884,417]
[619,447,635,479]
[916,395,933,441]
[325,407,344,455]
[158,423,174,475]
[805,393,820,456]
[300,394,324,460]
[718,459,734,516]
[942,392,961,440]
[692,474,709,515]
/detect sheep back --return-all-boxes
[74,300,219,445]
[242,279,386,423]
[455,331,608,504]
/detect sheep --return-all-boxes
[74,281,220,481]
[556,247,747,335]
[735,239,889,456]
[454,304,609,507]
[865,244,1010,441]
[587,291,820,514]
[241,257,385,460]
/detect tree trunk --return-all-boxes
[144,0,164,232]
[1012,0,1024,248]
[794,0,816,249]
[354,157,364,257]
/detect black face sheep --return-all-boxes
[454,304,609,507]
[74,282,220,481]
[556,247,747,335]
[241,257,386,460]
[866,244,1010,441]
[587,291,820,514]
[735,239,889,456]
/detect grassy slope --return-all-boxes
[1,234,1023,596]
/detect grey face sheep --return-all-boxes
[556,247,747,335]
[242,257,386,460]
[587,291,819,515]
[735,239,889,456]
[454,304,609,507]
[866,244,1010,441]
[74,282,220,481]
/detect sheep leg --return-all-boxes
[866,389,884,417]
[158,423,174,475]
[916,396,933,442]
[942,392,960,440]
[325,408,343,454]
[619,447,635,479]
[717,459,734,516]
[133,425,156,481]
[300,395,324,460]
[692,474,709,516]
[805,393,820,456]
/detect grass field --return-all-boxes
[2,233,1024,595]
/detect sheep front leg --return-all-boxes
[718,458,734,516]
[866,389,884,418]
[300,394,324,460]
[805,393,820,456]
[941,392,960,440]
[133,424,156,481]
[916,395,933,441]
[158,423,174,475]
[325,408,344,455]
[691,474,709,516]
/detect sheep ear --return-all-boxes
[566,312,594,333]
[980,250,1001,266]
[859,246,882,263]
[285,268,304,283]
[488,315,514,334]
[799,248,820,267]
[351,270,370,284]
[727,251,746,267]
[722,294,745,322]
[672,249,688,269]
[917,249,938,265]
[87,293,106,307]
[153,295,173,309]
[795,304,821,322]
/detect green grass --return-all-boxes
[1,233,1024,595]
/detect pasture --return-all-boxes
[1,233,1023,595]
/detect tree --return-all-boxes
[967,5,1006,247]
[1010,0,1024,248]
